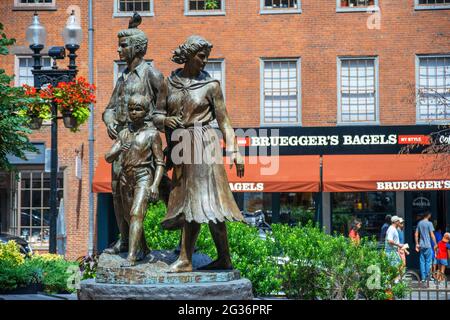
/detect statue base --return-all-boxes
[77,252,254,300]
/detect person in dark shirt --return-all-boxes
[380,214,392,244]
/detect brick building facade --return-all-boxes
[0,0,449,261]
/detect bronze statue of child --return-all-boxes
[105,94,165,266]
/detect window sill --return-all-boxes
[336,121,380,126]
[184,11,226,16]
[416,120,450,125]
[13,6,57,11]
[414,5,450,10]
[260,122,302,128]
[336,7,379,12]
[260,8,302,15]
[113,12,154,17]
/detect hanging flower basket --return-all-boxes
[28,116,43,130]
[53,77,96,132]
[21,84,52,130]
[62,112,78,129]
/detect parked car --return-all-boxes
[0,233,33,255]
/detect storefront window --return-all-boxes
[241,192,316,226]
[332,192,396,240]
[9,171,63,248]
[280,192,315,226]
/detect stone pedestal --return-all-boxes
[78,252,254,300]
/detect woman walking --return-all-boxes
[153,35,245,272]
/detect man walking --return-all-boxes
[102,14,169,254]
[415,211,438,282]
[385,216,405,268]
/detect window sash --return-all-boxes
[188,0,223,11]
[263,0,300,9]
[418,0,450,5]
[15,0,55,6]
[262,60,300,124]
[16,56,52,87]
[339,58,377,123]
[14,171,63,249]
[339,0,374,7]
[116,0,153,13]
[417,56,450,121]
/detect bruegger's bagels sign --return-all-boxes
[376,180,450,191]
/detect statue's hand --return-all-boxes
[230,152,244,178]
[164,116,184,129]
[121,143,131,152]
[107,120,119,140]
[149,184,159,201]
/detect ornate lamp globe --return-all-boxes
[62,10,82,47]
[26,13,47,47]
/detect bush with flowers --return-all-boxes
[53,76,96,132]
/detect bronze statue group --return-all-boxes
[102,14,245,272]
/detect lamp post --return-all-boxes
[26,11,82,254]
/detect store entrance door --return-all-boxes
[405,191,444,270]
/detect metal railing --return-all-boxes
[402,270,450,300]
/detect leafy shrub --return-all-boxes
[0,242,78,294]
[143,202,409,300]
[0,241,41,291]
[77,254,99,280]
[27,253,79,294]
[272,223,407,300]
[143,201,282,296]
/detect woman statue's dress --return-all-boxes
[154,69,243,229]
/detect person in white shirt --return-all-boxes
[385,215,405,267]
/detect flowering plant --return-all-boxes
[20,84,53,121]
[53,77,96,131]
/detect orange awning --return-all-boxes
[93,155,321,193]
[323,154,450,192]
[224,155,320,192]
[92,158,112,193]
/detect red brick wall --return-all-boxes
[0,0,91,261]
[1,0,449,260]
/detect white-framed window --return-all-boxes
[114,0,154,17]
[113,60,153,85]
[205,59,225,99]
[14,0,56,8]
[15,56,52,87]
[337,0,379,12]
[415,0,450,10]
[185,0,225,16]
[416,55,450,123]
[9,170,64,249]
[260,58,301,126]
[260,0,302,14]
[337,57,379,124]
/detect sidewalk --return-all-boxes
[0,293,78,300]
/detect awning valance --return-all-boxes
[93,155,321,193]
[224,155,321,192]
[323,154,450,192]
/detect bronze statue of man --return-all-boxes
[153,36,245,272]
[102,14,169,255]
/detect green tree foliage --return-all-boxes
[0,23,37,171]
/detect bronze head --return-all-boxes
[172,35,213,65]
[117,13,148,61]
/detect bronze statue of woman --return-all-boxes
[153,35,245,272]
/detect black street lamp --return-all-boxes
[26,11,82,254]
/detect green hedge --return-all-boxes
[144,202,408,299]
[0,241,79,294]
